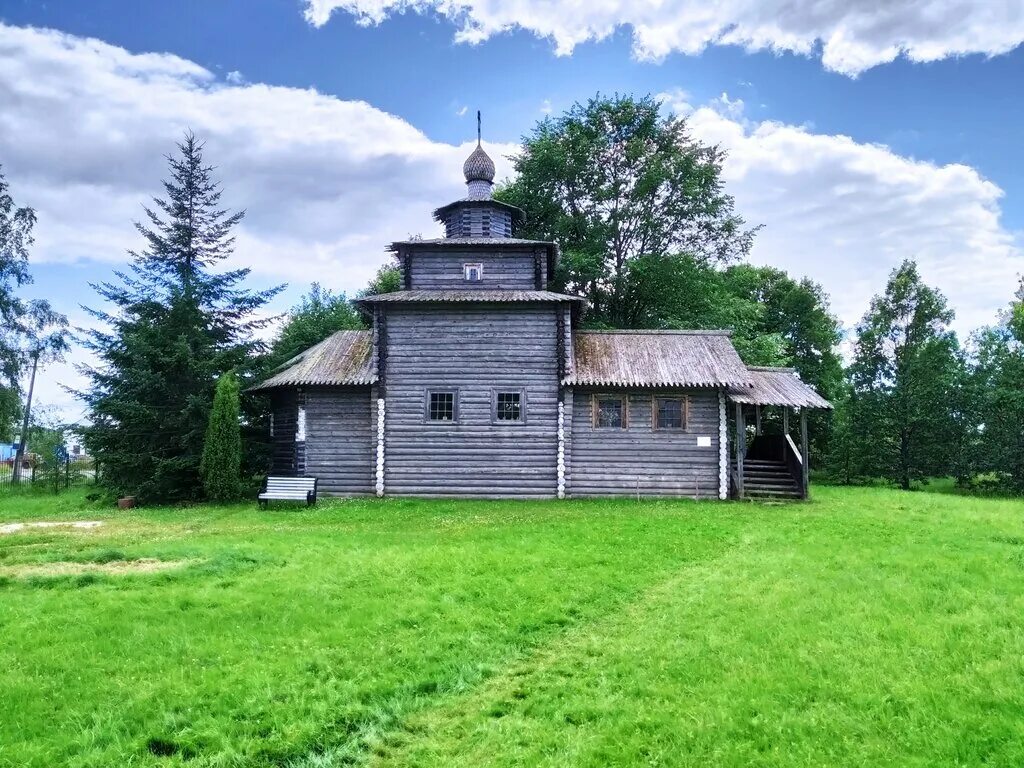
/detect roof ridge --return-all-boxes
[748,365,797,372]
[577,329,733,336]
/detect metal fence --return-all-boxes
[0,457,97,492]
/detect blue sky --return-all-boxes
[1,0,1023,418]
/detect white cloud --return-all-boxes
[674,104,1024,337]
[708,91,745,121]
[302,0,1024,76]
[540,99,553,115]
[226,70,245,84]
[2,22,1022,417]
[455,104,468,116]
[0,23,512,419]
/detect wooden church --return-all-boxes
[253,134,831,500]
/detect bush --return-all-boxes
[200,372,242,501]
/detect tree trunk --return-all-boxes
[12,352,39,484]
[899,428,911,490]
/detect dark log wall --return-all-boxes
[382,303,559,498]
[570,388,721,498]
[404,248,548,290]
[304,387,374,496]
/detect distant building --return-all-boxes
[252,137,830,499]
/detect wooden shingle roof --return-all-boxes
[727,367,832,409]
[250,330,375,390]
[566,331,752,389]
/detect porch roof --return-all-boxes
[726,367,832,409]
[249,330,376,390]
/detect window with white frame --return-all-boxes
[464,263,483,281]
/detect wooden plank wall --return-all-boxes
[383,303,559,498]
[405,249,547,290]
[304,387,374,496]
[569,388,721,498]
[269,389,297,475]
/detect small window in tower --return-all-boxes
[464,263,483,281]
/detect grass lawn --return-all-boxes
[1,487,1022,767]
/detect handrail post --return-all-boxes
[800,409,809,499]
[735,403,745,499]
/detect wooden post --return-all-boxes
[800,408,809,499]
[735,403,746,499]
[783,407,789,436]
[755,405,762,436]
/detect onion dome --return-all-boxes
[463,144,495,184]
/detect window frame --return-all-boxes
[491,388,526,425]
[653,395,689,432]
[424,388,459,424]
[463,262,483,282]
[591,394,628,430]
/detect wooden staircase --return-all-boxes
[734,458,803,500]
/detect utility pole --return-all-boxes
[12,349,38,484]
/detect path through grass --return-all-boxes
[0,487,1022,766]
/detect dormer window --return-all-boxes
[464,263,483,281]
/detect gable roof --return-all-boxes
[727,367,832,409]
[249,330,375,391]
[566,330,752,388]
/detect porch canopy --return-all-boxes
[726,366,832,410]
[726,367,831,500]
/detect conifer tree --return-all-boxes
[79,133,281,503]
[201,371,242,501]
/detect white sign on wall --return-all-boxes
[696,436,712,448]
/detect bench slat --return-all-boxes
[258,475,317,507]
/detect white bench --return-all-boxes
[258,476,318,507]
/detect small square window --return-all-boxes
[655,397,686,430]
[495,391,522,422]
[595,396,625,428]
[464,263,483,281]
[428,391,455,422]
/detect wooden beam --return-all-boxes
[800,408,809,499]
[755,405,762,436]
[783,407,789,435]
[735,402,746,499]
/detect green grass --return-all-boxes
[0,487,1022,767]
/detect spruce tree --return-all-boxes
[201,372,242,501]
[79,133,281,503]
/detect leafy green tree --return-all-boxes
[358,262,401,298]
[0,166,68,441]
[266,283,362,372]
[11,301,69,483]
[201,371,242,501]
[497,94,756,326]
[79,133,281,503]
[843,260,964,489]
[968,281,1024,492]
